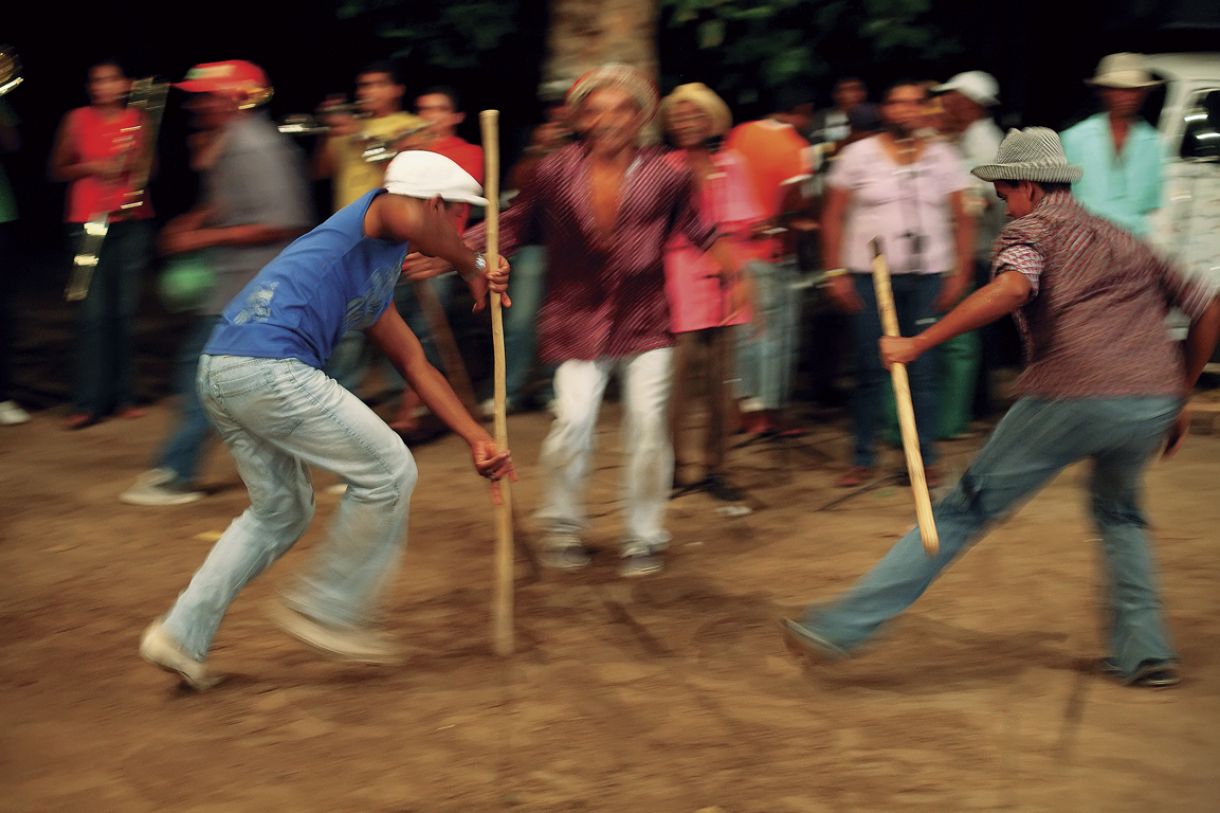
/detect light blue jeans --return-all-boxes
[162,354,418,661]
[735,259,798,412]
[798,396,1181,678]
[156,316,220,484]
[498,245,553,407]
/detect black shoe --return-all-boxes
[704,472,744,503]
[1097,657,1181,688]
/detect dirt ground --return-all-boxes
[2,395,1219,812]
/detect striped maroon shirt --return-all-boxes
[467,143,719,363]
[991,190,1214,398]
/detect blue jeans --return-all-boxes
[163,354,418,661]
[735,259,798,411]
[156,316,219,483]
[70,220,151,415]
[799,396,1181,678]
[851,272,939,467]
[499,244,553,406]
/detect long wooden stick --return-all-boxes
[869,238,939,557]
[481,109,514,655]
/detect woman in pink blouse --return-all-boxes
[662,83,766,509]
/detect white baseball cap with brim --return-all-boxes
[1086,52,1163,89]
[971,127,1083,184]
[933,71,1000,107]
[384,151,487,206]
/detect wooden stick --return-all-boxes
[869,238,940,557]
[481,109,514,655]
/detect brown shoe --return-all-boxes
[924,466,942,489]
[835,466,874,488]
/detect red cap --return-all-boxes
[176,60,268,97]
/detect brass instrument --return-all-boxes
[278,102,432,163]
[65,78,170,302]
[239,85,273,111]
[0,46,21,97]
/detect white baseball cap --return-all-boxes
[934,71,1000,107]
[384,151,487,206]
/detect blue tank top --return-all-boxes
[204,190,407,368]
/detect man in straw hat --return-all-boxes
[139,151,513,690]
[783,127,1218,689]
[466,63,749,577]
[661,82,765,511]
[1060,53,1164,237]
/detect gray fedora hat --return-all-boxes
[971,127,1083,184]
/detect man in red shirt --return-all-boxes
[50,58,155,429]
[388,86,487,434]
[415,86,484,181]
[466,64,748,577]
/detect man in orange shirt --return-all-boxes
[724,89,814,437]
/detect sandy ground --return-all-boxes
[1,396,1218,812]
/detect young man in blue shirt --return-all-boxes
[140,152,512,690]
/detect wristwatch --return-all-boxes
[463,253,487,282]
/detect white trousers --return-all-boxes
[537,347,674,549]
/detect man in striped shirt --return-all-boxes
[783,127,1218,688]
[466,65,747,577]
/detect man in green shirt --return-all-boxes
[1060,53,1163,238]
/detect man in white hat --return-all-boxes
[139,151,513,690]
[1060,53,1164,237]
[784,127,1218,690]
[935,71,1007,421]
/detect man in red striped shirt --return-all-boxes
[467,65,747,577]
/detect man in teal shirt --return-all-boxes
[1060,52,1163,238]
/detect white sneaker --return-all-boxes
[618,541,664,578]
[537,532,592,571]
[479,398,496,419]
[120,469,205,506]
[0,400,30,426]
[139,620,223,690]
[266,601,402,665]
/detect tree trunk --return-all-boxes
[543,0,659,88]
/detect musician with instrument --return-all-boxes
[50,58,155,429]
[120,60,312,507]
[313,61,428,213]
[313,62,432,408]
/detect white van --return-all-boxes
[1146,53,1219,343]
